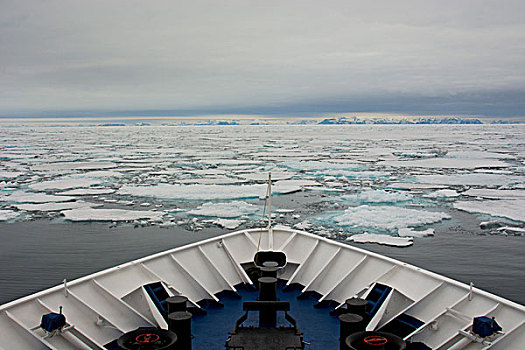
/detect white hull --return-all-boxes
[0,227,523,349]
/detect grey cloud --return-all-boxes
[1,0,524,117]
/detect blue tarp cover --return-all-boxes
[472,316,502,338]
[40,313,66,332]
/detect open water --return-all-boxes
[0,214,523,306]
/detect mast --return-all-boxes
[267,172,272,230]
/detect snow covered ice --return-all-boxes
[1,124,524,245]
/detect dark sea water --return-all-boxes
[1,217,523,306]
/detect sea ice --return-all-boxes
[294,221,313,230]
[415,174,521,187]
[480,221,504,229]
[75,170,123,178]
[0,209,20,221]
[462,189,525,200]
[61,208,164,222]
[187,201,259,218]
[423,189,460,198]
[388,183,448,190]
[340,190,413,204]
[275,209,294,213]
[1,191,76,203]
[0,171,23,179]
[212,218,244,229]
[56,188,116,196]
[381,157,509,169]
[14,201,99,212]
[346,233,413,247]
[454,199,525,222]
[29,176,103,191]
[118,180,313,201]
[236,171,295,181]
[496,227,525,235]
[30,161,117,171]
[333,205,450,231]
[315,170,390,179]
[398,227,435,237]
[304,187,345,193]
[280,160,361,171]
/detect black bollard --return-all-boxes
[345,298,368,319]
[167,295,188,314]
[168,311,192,350]
[339,313,364,350]
[258,277,277,301]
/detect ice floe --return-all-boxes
[454,199,525,222]
[236,171,295,181]
[423,189,460,198]
[0,171,23,179]
[381,157,509,169]
[119,180,314,200]
[462,189,525,200]
[340,190,413,204]
[398,227,435,238]
[56,188,116,196]
[304,186,344,192]
[415,174,521,187]
[212,218,244,229]
[1,191,76,203]
[187,201,259,218]
[61,208,164,222]
[496,227,525,235]
[29,176,103,191]
[347,233,413,247]
[333,205,450,232]
[14,201,99,212]
[0,209,20,221]
[30,161,117,171]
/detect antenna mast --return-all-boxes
[267,172,272,229]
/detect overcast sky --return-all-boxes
[1,0,524,118]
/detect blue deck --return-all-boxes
[192,280,340,349]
